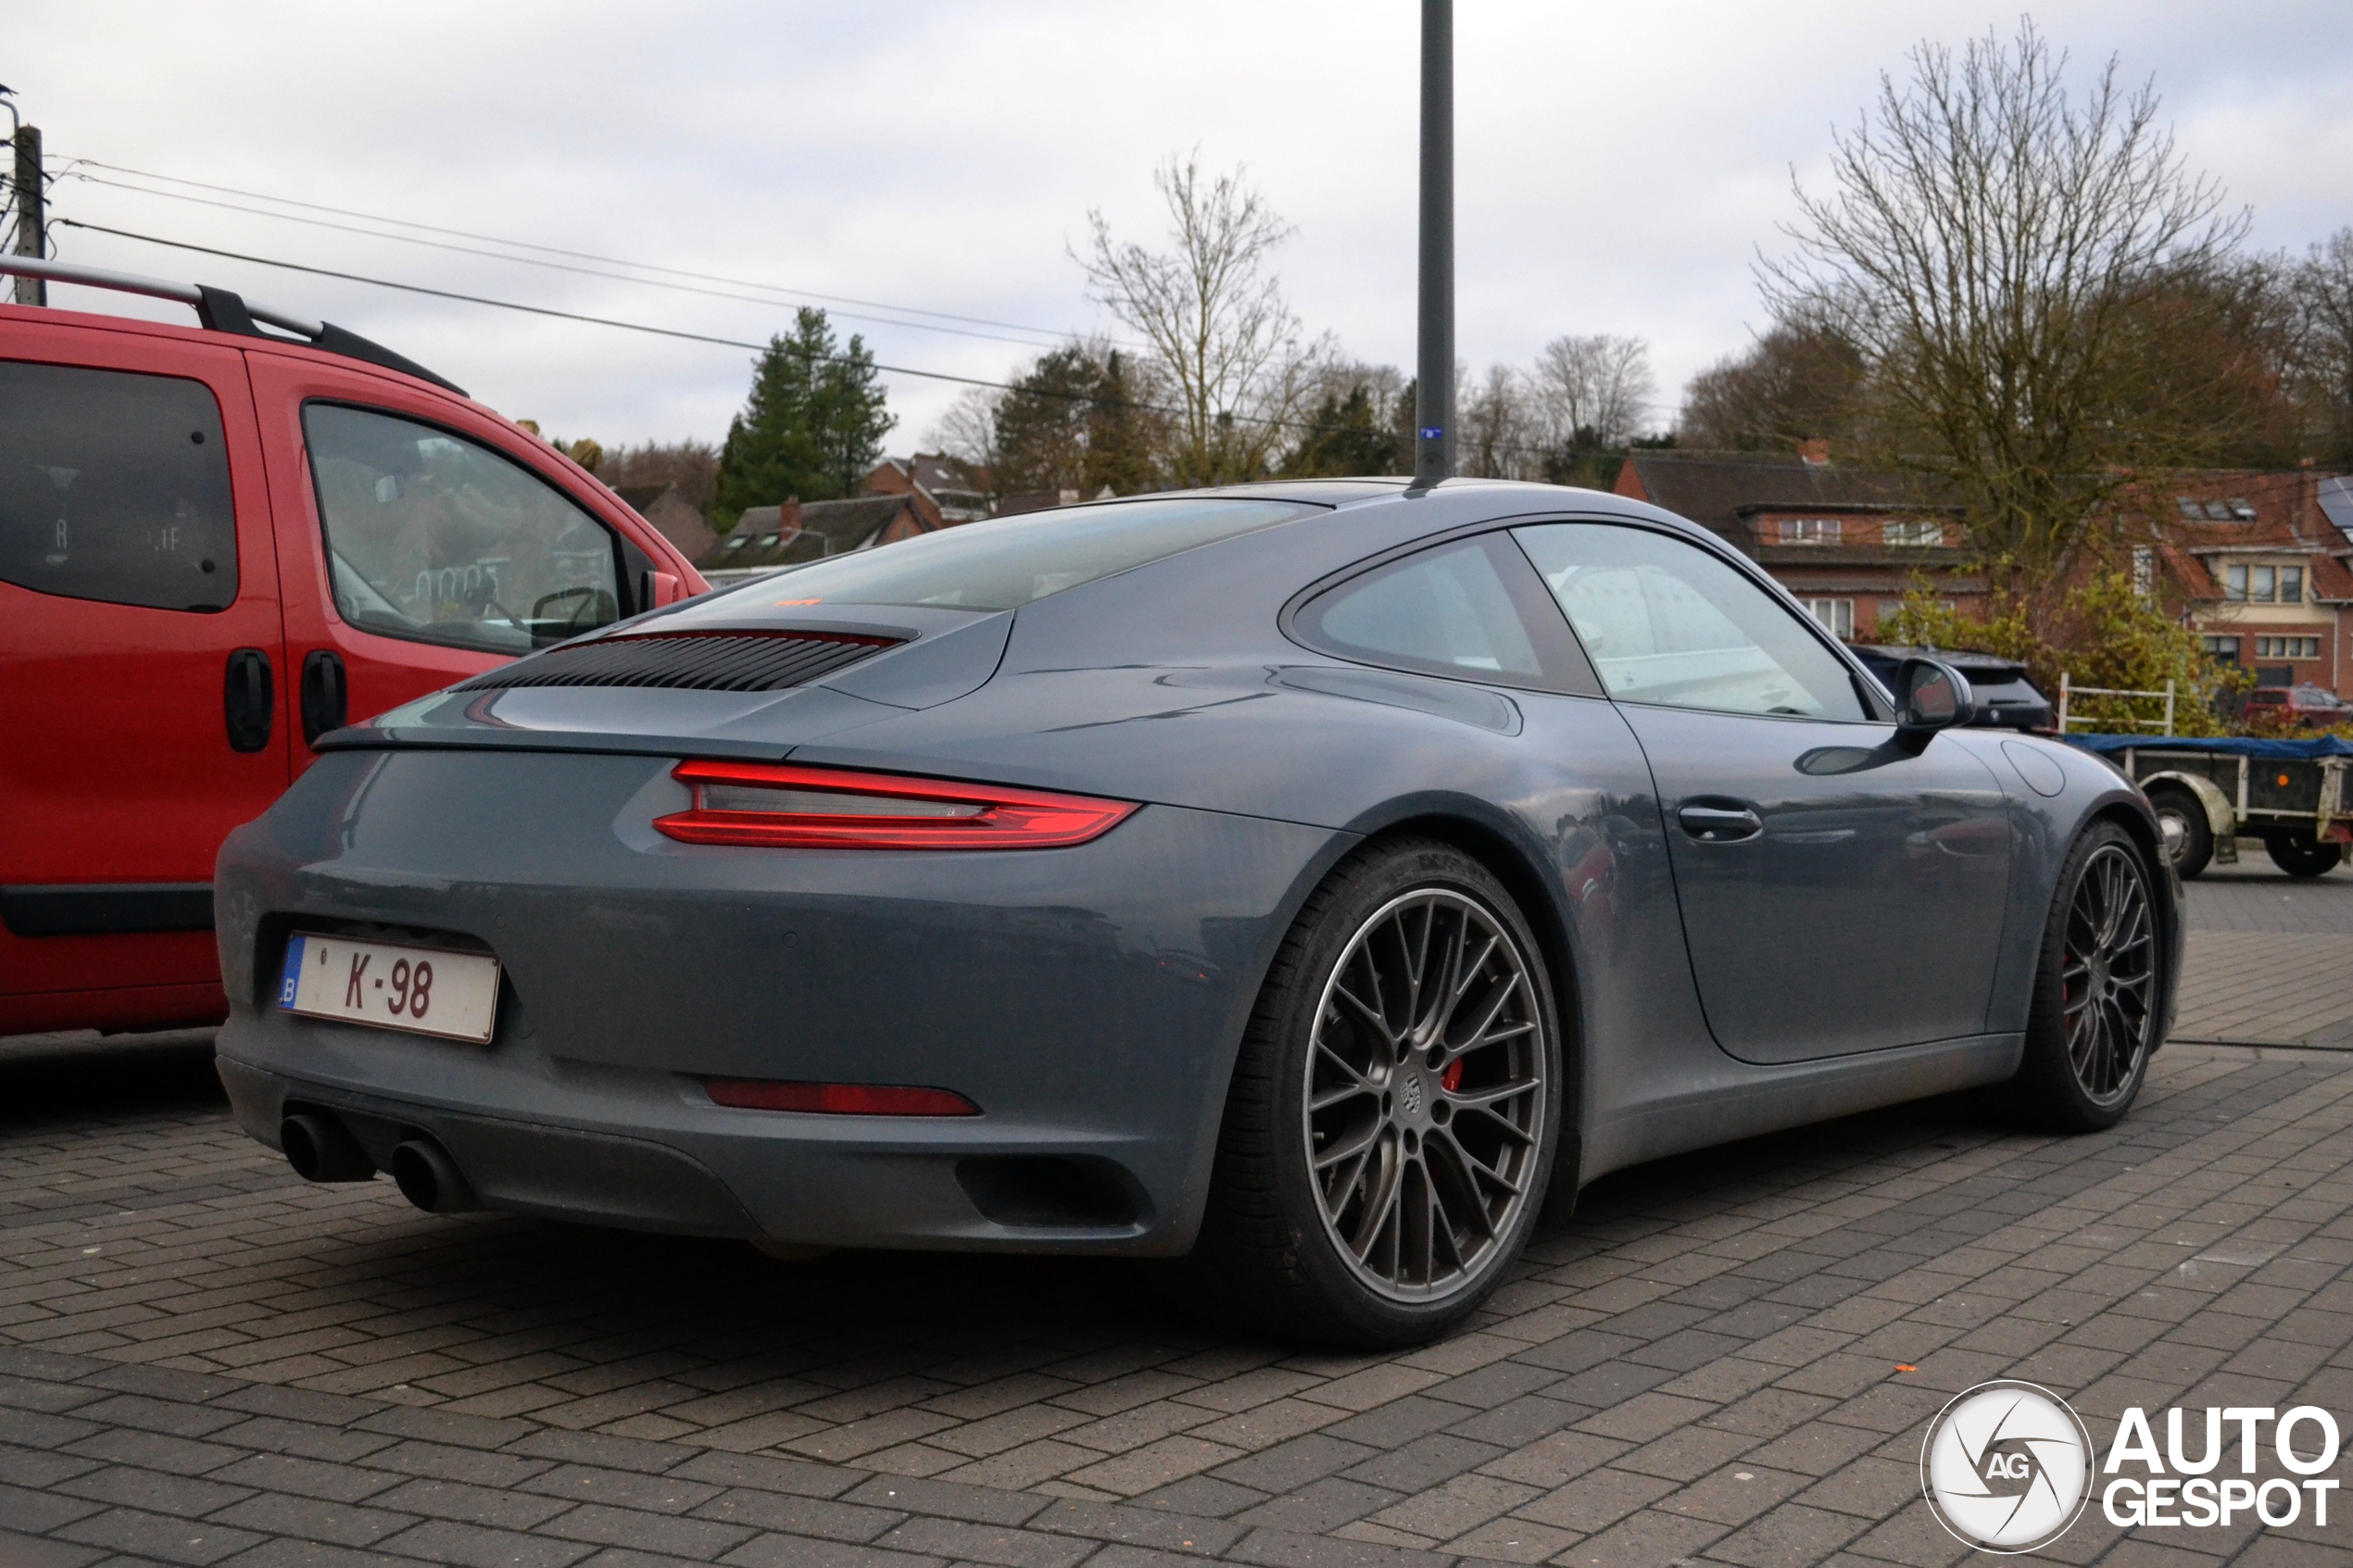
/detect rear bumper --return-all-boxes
[212,748,1345,1254]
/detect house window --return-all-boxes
[1799,597,1854,638]
[1779,518,1841,544]
[2179,495,2253,521]
[1883,519,1945,546]
[2283,566,2304,603]
[2201,635,2241,661]
[2225,563,2287,602]
[2133,546,2154,597]
[2255,636,2321,659]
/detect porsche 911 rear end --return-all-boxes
[211,497,1342,1256]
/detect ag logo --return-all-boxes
[1920,1381,2094,1552]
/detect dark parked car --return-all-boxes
[1849,645,2054,731]
[214,482,2179,1345]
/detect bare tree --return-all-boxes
[1678,325,1870,452]
[1529,334,1654,449]
[1458,364,1543,479]
[1078,154,1327,485]
[596,439,722,513]
[926,386,1002,476]
[1762,20,2247,589]
[2296,229,2353,464]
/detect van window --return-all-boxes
[304,404,623,653]
[0,360,237,612]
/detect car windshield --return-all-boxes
[730,497,1319,611]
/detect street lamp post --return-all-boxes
[1413,0,1453,489]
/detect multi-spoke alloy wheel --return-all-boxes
[1191,841,1561,1346]
[1305,891,1545,1300]
[2059,843,2156,1104]
[2015,823,2166,1132]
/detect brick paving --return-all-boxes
[2174,854,2353,1049]
[2,866,2350,1565]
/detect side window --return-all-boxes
[303,404,623,654]
[1514,523,1867,721]
[1296,536,1554,684]
[0,360,237,612]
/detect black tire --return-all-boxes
[1188,839,1562,1348]
[2145,785,2213,881]
[2012,822,2162,1133]
[2264,833,2343,878]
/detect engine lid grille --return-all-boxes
[453,631,904,694]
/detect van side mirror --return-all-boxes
[1894,658,1976,752]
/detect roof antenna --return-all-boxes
[1411,0,1453,491]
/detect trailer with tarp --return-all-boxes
[2067,734,2351,878]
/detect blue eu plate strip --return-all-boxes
[278,935,307,1009]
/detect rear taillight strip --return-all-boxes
[653,760,1138,850]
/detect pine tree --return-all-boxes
[713,308,894,522]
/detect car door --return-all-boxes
[1513,521,2011,1063]
[246,355,658,771]
[0,330,287,1031]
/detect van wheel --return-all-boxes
[2265,833,2344,878]
[2013,823,2161,1132]
[2145,785,2212,880]
[1190,841,1560,1348]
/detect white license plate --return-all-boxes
[276,934,502,1044]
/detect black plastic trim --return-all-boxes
[1,884,215,936]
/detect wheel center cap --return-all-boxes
[1400,1073,1423,1118]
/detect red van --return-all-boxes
[0,257,707,1035]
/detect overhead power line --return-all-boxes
[60,157,1120,349]
[64,170,1083,353]
[56,220,1553,458]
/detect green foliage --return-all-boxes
[1281,383,1399,478]
[994,346,1158,496]
[713,309,894,521]
[1881,573,2247,735]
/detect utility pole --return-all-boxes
[11,120,44,307]
[1412,0,1453,488]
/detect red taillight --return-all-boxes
[704,1078,980,1116]
[653,760,1137,850]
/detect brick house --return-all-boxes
[611,482,718,565]
[1616,446,2353,698]
[2133,469,2353,696]
[696,494,942,583]
[1613,443,1975,642]
[864,453,993,522]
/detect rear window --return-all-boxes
[737,497,1319,611]
[0,359,237,612]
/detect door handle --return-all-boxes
[1677,801,1764,843]
[300,649,349,746]
[223,648,274,753]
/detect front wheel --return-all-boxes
[2011,823,2162,1132]
[2265,833,2343,878]
[1189,841,1561,1347]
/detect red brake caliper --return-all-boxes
[1441,1057,1465,1093]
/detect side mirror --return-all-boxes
[1894,657,1976,752]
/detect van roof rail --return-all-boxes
[0,254,467,396]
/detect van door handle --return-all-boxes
[1677,801,1764,843]
[300,649,348,746]
[224,648,274,753]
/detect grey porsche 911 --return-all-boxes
[214,479,2179,1345]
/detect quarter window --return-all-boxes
[1514,523,1867,721]
[1297,536,1549,682]
[0,359,237,611]
[304,405,623,653]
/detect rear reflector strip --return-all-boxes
[704,1079,980,1116]
[654,760,1137,850]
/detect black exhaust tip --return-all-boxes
[281,1110,375,1183]
[390,1138,478,1214]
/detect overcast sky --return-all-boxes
[11,2,2353,457]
